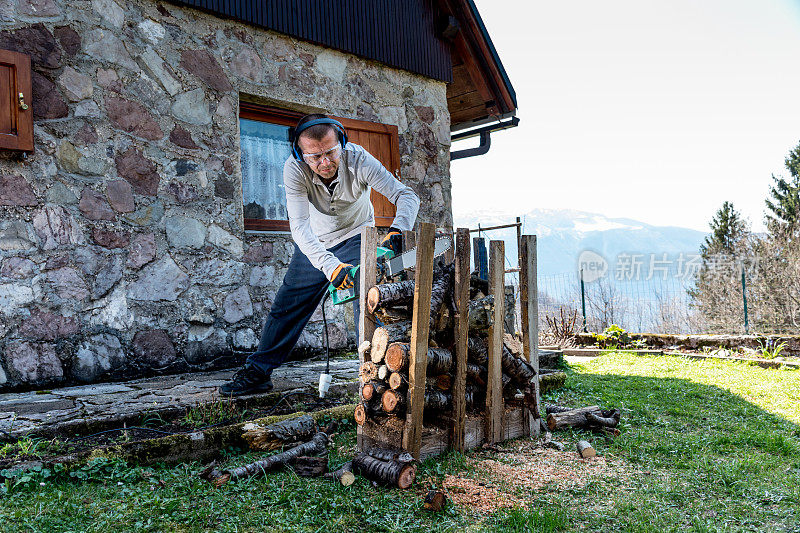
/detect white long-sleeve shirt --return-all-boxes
[283,142,420,279]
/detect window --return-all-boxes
[239,102,400,231]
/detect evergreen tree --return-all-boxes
[765,141,800,235]
[699,201,747,257]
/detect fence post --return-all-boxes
[741,266,749,334]
[580,267,588,333]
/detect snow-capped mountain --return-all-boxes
[453,208,707,278]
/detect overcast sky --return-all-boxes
[451,0,800,232]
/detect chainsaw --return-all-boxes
[327,236,452,305]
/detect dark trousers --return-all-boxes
[245,234,361,376]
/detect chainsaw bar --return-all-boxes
[385,236,451,277]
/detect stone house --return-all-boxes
[0,0,517,390]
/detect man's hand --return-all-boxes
[329,263,355,290]
[380,227,403,255]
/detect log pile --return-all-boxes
[356,261,544,427]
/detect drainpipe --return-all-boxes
[450,117,519,160]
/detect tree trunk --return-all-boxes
[367,280,415,313]
[241,414,317,452]
[352,452,417,489]
[204,432,329,486]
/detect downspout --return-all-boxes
[451,131,490,160]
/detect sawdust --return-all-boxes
[442,438,625,513]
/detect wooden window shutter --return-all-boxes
[338,117,400,228]
[0,49,33,152]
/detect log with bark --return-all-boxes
[364,447,414,463]
[423,389,451,413]
[201,432,329,487]
[359,361,378,381]
[352,451,417,489]
[434,374,452,391]
[466,362,487,386]
[323,461,355,486]
[388,372,405,390]
[371,321,413,364]
[470,272,489,299]
[576,440,596,458]
[546,406,621,431]
[539,371,566,393]
[362,381,386,401]
[467,336,488,366]
[468,295,494,331]
[241,414,317,452]
[354,401,385,425]
[374,306,412,324]
[381,389,406,415]
[428,262,455,330]
[384,343,453,375]
[367,280,415,313]
[292,456,328,477]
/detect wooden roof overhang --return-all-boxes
[439,0,518,132]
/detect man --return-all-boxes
[220,114,420,395]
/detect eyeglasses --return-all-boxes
[302,145,342,166]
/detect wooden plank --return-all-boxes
[520,235,541,435]
[356,226,379,451]
[402,222,435,458]
[486,240,505,444]
[451,228,470,452]
[473,237,488,280]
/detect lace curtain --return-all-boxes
[240,118,292,221]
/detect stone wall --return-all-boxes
[0,0,452,390]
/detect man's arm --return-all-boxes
[352,145,420,232]
[283,160,342,279]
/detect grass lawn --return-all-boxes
[1,352,798,532]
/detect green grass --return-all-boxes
[1,353,799,532]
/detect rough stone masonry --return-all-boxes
[0,0,452,390]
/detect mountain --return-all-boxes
[453,208,707,278]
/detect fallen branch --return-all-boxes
[241,414,317,452]
[352,451,416,489]
[323,461,355,486]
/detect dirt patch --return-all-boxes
[443,439,624,512]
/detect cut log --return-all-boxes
[577,440,596,458]
[371,321,413,365]
[374,306,413,324]
[423,490,447,511]
[539,371,566,393]
[359,361,378,381]
[367,280,415,313]
[470,272,489,298]
[382,389,406,414]
[377,364,390,381]
[424,390,451,413]
[362,381,387,401]
[586,409,620,428]
[545,404,574,415]
[385,342,411,372]
[503,333,524,358]
[241,414,317,452]
[365,447,414,464]
[434,374,452,391]
[291,456,328,477]
[542,431,565,452]
[501,345,537,386]
[546,405,600,430]
[388,372,405,390]
[352,451,416,489]
[385,343,453,375]
[323,461,355,486]
[358,340,371,361]
[468,295,494,331]
[354,402,384,425]
[465,384,485,411]
[205,432,329,486]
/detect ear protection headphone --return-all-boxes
[291,118,348,162]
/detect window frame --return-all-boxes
[239,101,401,232]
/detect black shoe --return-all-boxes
[219,366,273,396]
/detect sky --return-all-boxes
[451,0,800,232]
